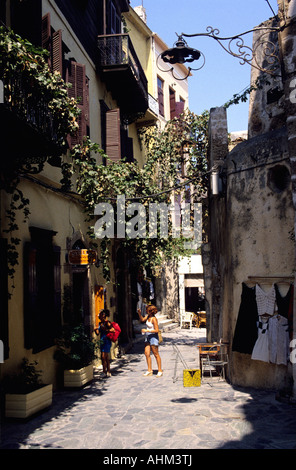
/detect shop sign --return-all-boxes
[68,249,97,265]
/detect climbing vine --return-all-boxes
[0,26,79,292]
[64,110,209,280]
[0,26,210,287]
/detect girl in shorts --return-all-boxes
[95,309,115,377]
[137,304,163,377]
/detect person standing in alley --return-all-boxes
[137,304,163,377]
[95,309,115,377]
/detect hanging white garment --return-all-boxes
[251,317,270,362]
[268,314,290,365]
[255,284,276,316]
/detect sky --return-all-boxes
[129,0,279,133]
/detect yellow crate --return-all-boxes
[183,369,201,387]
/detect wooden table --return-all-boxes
[197,343,220,374]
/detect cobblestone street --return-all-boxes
[1,327,296,452]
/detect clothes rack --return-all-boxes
[247,276,294,284]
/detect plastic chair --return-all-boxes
[180,310,194,330]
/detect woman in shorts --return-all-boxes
[137,304,163,377]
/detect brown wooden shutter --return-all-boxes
[67,61,88,147]
[175,101,185,117]
[53,246,62,336]
[0,239,9,359]
[42,13,51,68]
[158,87,164,117]
[23,242,38,350]
[24,239,61,353]
[106,108,121,163]
[170,88,176,119]
[52,30,63,75]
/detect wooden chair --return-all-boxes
[196,311,206,328]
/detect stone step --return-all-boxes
[156,313,179,332]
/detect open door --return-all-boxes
[95,285,105,328]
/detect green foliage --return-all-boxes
[0,26,80,144]
[0,26,210,287]
[54,324,101,370]
[64,110,209,280]
[0,27,80,292]
[2,358,43,394]
[223,75,271,108]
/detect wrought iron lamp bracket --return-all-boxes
[158,22,286,80]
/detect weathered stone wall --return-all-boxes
[205,1,296,391]
[227,128,294,388]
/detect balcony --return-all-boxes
[136,94,159,128]
[0,73,65,168]
[97,34,148,123]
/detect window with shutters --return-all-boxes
[175,99,185,118]
[24,227,61,354]
[42,13,63,76]
[42,14,89,147]
[157,76,164,117]
[101,103,134,163]
[106,0,122,34]
[106,108,121,163]
[67,61,90,147]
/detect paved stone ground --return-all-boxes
[1,327,296,450]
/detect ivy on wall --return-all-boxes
[65,110,209,280]
[0,26,79,292]
[0,26,210,289]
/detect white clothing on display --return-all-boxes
[251,318,270,362]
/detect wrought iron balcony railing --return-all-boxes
[0,71,64,161]
[97,34,148,119]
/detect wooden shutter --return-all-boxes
[106,108,121,163]
[170,88,176,119]
[53,246,62,336]
[68,61,88,147]
[158,87,164,117]
[42,13,51,50]
[23,242,38,350]
[52,30,63,75]
[24,237,61,353]
[175,101,185,118]
[0,239,9,359]
[42,13,51,68]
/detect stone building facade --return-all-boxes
[204,0,296,394]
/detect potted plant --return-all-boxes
[3,358,53,419]
[54,323,101,388]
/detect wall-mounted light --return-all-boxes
[157,19,286,81]
[211,168,227,197]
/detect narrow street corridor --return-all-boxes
[1,327,296,450]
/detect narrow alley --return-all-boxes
[1,327,296,451]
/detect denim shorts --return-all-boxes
[101,336,112,353]
[145,333,159,346]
